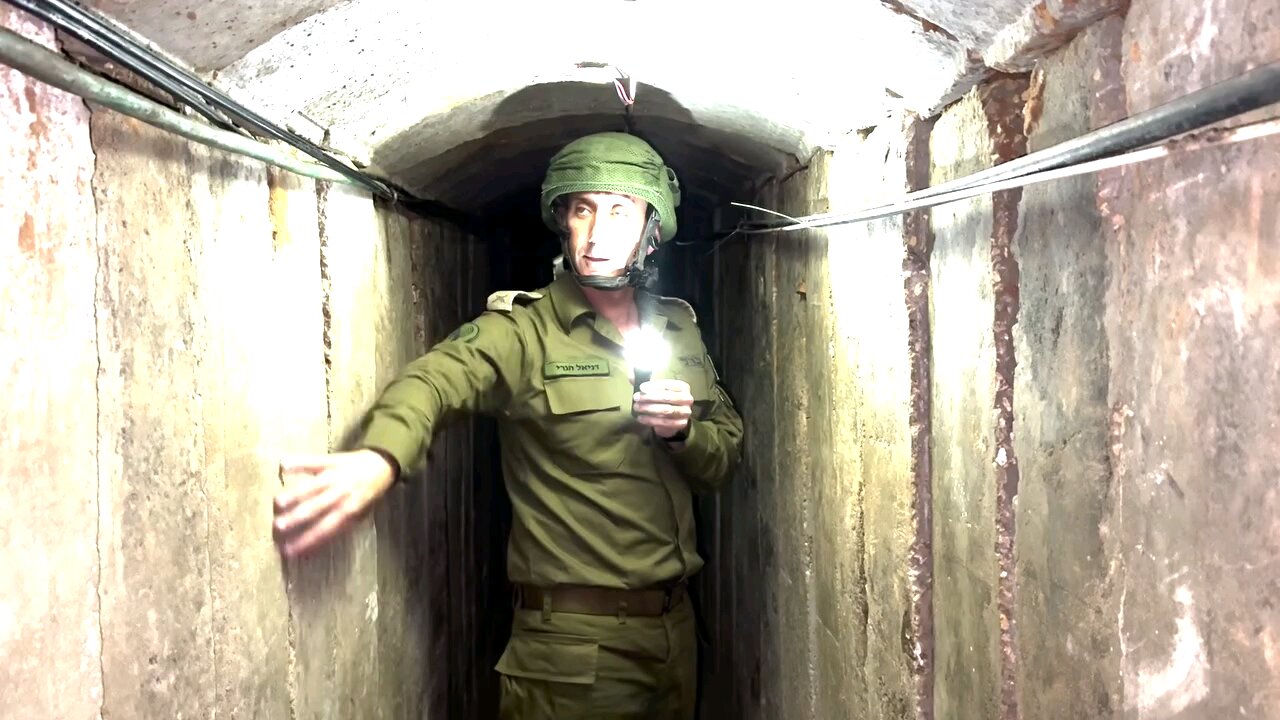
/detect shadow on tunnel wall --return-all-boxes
[376,81,773,719]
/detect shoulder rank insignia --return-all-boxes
[656,295,697,323]
[486,290,544,312]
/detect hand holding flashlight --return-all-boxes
[632,379,694,440]
[624,326,692,440]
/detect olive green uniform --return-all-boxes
[359,271,744,719]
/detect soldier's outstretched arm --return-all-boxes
[358,312,527,476]
[273,312,527,557]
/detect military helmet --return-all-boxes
[540,132,681,243]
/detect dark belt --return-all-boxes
[516,582,686,617]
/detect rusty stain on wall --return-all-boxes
[980,74,1030,720]
[902,114,937,720]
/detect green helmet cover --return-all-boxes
[540,132,681,243]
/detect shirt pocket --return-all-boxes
[544,377,626,415]
[539,378,634,471]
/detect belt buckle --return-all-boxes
[661,587,673,613]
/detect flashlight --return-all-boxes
[623,325,670,393]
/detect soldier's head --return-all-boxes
[540,132,680,290]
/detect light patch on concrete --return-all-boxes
[1187,282,1247,342]
[213,0,935,143]
[1,8,104,718]
[0,600,14,652]
[1190,3,1219,59]
[1127,584,1210,717]
[82,0,349,71]
[1262,626,1280,685]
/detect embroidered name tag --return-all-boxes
[544,359,610,378]
[678,355,705,368]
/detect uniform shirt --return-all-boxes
[359,272,744,589]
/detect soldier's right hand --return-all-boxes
[272,449,397,558]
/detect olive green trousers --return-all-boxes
[496,596,697,719]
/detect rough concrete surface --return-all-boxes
[371,204,428,720]
[290,181,384,718]
[703,233,766,718]
[0,9,102,719]
[93,110,220,718]
[82,0,347,72]
[830,121,925,720]
[262,166,332,720]
[771,154,821,720]
[4,33,491,717]
[983,0,1125,72]
[890,0,1040,49]
[1102,1,1280,716]
[928,87,1002,720]
[981,76,1029,720]
[1011,17,1123,720]
[805,147,870,720]
[192,121,293,718]
[901,115,937,720]
[746,193,782,719]
[92,109,331,719]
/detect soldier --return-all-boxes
[272,132,744,719]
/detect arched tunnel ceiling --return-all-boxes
[82,0,1119,211]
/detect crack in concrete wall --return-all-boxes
[316,183,336,447]
[266,167,305,720]
[87,74,108,720]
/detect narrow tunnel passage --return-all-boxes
[3,1,1280,719]
[405,81,790,718]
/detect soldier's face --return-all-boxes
[561,192,650,277]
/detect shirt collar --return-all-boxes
[548,273,678,336]
[548,272,595,332]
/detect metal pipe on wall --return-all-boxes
[5,0,399,199]
[0,26,359,187]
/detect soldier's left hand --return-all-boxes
[633,379,693,439]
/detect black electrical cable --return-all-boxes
[9,0,238,129]
[744,60,1280,232]
[8,0,401,200]
[944,61,1280,191]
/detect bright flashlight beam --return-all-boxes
[624,325,670,377]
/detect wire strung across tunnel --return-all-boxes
[733,115,1280,235]
[736,61,1280,234]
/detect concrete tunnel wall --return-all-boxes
[4,1,1280,719]
[2,7,500,718]
[697,2,1280,719]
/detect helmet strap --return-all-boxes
[570,208,662,292]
